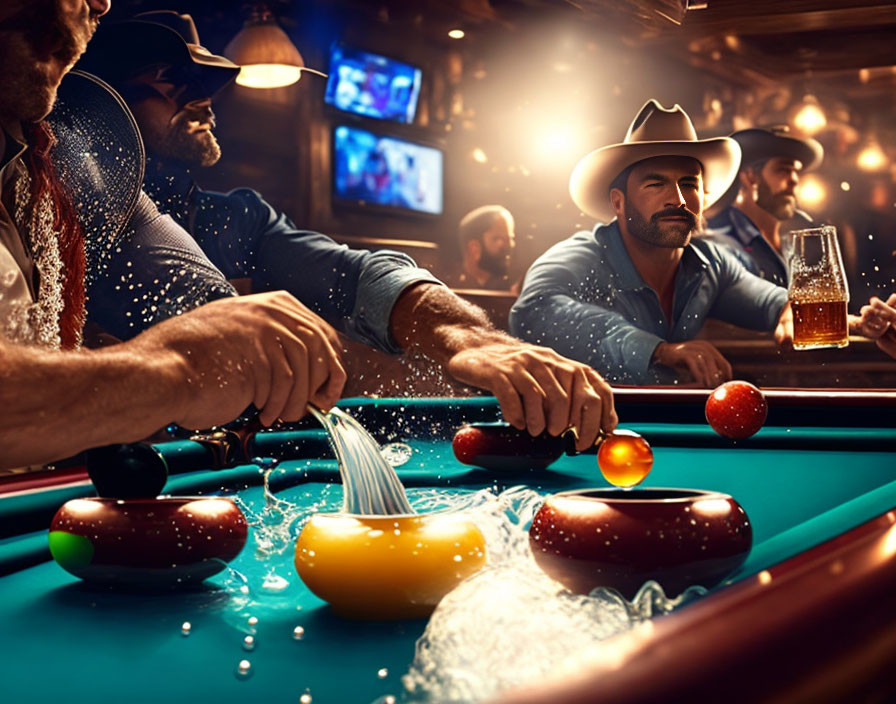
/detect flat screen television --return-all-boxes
[332,125,443,216]
[324,44,422,124]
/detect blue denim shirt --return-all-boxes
[86,191,237,340]
[703,206,789,287]
[509,221,789,384]
[142,164,442,353]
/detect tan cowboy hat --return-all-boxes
[569,99,741,222]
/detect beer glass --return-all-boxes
[787,226,850,350]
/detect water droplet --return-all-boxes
[380,442,413,467]
[261,573,290,592]
[235,659,252,680]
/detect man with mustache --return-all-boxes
[71,11,619,452]
[704,126,823,287]
[456,205,517,290]
[510,100,795,387]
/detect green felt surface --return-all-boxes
[0,401,895,703]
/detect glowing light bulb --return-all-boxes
[797,174,826,207]
[793,96,826,135]
[858,142,888,172]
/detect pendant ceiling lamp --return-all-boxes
[224,5,325,89]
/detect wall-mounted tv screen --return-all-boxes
[324,44,422,124]
[332,125,443,216]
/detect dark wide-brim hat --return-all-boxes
[76,11,240,98]
[706,125,824,216]
[733,125,824,172]
[569,100,741,223]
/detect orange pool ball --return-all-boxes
[596,430,653,488]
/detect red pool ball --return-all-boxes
[705,381,768,439]
[49,497,248,588]
[452,423,564,470]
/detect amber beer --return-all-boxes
[787,226,850,350]
[791,298,849,350]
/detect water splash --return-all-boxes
[308,405,413,515]
[401,486,707,703]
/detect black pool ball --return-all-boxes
[86,443,169,499]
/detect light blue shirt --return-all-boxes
[509,220,789,384]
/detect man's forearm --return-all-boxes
[0,341,183,468]
[389,283,508,363]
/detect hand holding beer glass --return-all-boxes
[786,226,850,350]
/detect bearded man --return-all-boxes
[703,125,823,287]
[456,205,516,290]
[510,100,796,386]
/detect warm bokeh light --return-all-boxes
[448,29,465,39]
[793,96,827,135]
[840,181,851,191]
[857,142,888,172]
[797,174,827,207]
[536,128,576,155]
[472,148,488,163]
[235,64,303,88]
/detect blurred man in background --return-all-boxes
[455,205,517,291]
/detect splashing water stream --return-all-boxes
[307,405,414,515]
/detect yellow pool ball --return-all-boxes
[294,512,487,619]
[597,429,654,488]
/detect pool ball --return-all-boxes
[86,443,169,499]
[452,423,564,470]
[295,512,487,619]
[705,381,768,439]
[596,430,653,488]
[49,497,248,587]
[529,488,752,598]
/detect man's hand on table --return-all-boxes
[850,294,896,359]
[135,291,347,429]
[446,336,617,452]
[774,302,794,348]
[389,283,616,451]
[653,340,733,388]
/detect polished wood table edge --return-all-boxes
[611,386,896,405]
[496,507,896,704]
[0,465,88,496]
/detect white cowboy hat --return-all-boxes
[569,99,741,222]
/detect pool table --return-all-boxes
[1,390,896,703]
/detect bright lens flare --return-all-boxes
[535,128,576,157]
